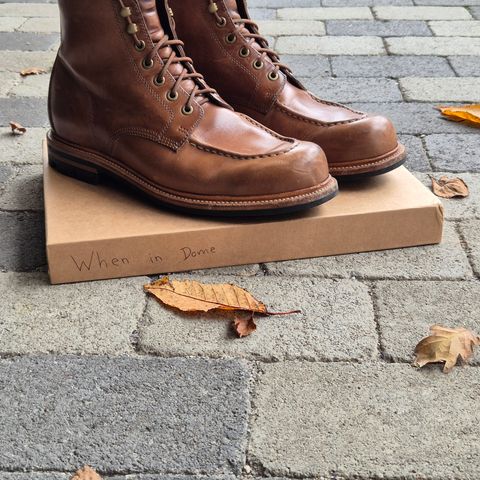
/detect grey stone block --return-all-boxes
[323,0,413,4]
[0,272,148,355]
[413,172,480,220]
[426,134,480,172]
[460,219,480,276]
[0,356,249,474]
[139,275,377,362]
[250,362,480,478]
[0,97,49,128]
[280,54,331,77]
[331,55,454,77]
[0,475,67,480]
[0,32,59,51]
[0,127,48,164]
[301,77,403,102]
[347,102,478,134]
[326,19,431,36]
[449,56,480,76]
[265,222,472,280]
[471,7,480,19]
[399,134,431,172]
[0,163,15,192]
[376,280,480,362]
[249,8,277,20]
[0,163,43,210]
[0,211,46,271]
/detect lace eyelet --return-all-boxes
[268,71,279,81]
[239,47,250,57]
[154,75,165,86]
[135,40,146,52]
[142,57,154,69]
[253,59,264,70]
[182,105,194,116]
[167,90,179,101]
[225,33,236,44]
[216,16,227,27]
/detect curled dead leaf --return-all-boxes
[70,466,102,480]
[145,277,268,314]
[20,67,47,77]
[414,325,480,373]
[9,121,26,135]
[430,175,469,199]
[233,313,257,338]
[437,104,480,127]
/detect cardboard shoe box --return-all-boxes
[43,143,444,284]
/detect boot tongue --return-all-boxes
[137,0,197,95]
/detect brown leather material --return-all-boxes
[167,0,406,176]
[48,0,337,214]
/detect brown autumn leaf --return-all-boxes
[430,175,469,199]
[70,466,102,480]
[20,67,47,77]
[414,325,480,373]
[145,276,268,314]
[437,104,480,127]
[233,313,257,338]
[9,121,27,135]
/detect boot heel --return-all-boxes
[48,145,102,185]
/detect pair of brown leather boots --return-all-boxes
[47,0,406,216]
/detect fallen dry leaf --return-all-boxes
[145,277,268,314]
[20,67,47,77]
[430,175,469,199]
[233,313,257,338]
[414,325,480,373]
[437,104,480,127]
[70,466,102,480]
[9,121,26,135]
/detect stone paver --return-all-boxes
[425,134,479,172]
[18,16,59,32]
[0,272,148,355]
[277,35,385,54]
[0,31,59,50]
[331,54,454,77]
[265,222,472,280]
[449,56,480,76]
[281,54,331,76]
[0,163,43,210]
[326,19,431,36]
[400,77,480,102]
[8,72,50,97]
[303,76,402,101]
[414,172,480,221]
[376,280,480,361]
[257,20,325,35]
[374,5,472,19]
[250,362,480,478]
[0,356,249,474]
[0,127,49,164]
[399,134,431,171]
[0,210,45,271]
[0,97,49,127]
[429,19,480,35]
[0,4,59,17]
[0,50,56,72]
[387,36,480,55]
[278,7,373,20]
[460,220,480,276]
[139,275,377,362]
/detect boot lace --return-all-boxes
[120,0,216,112]
[208,0,291,78]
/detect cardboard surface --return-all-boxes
[43,142,444,284]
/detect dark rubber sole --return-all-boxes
[337,155,407,182]
[47,138,338,218]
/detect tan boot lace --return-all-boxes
[119,0,216,112]
[208,0,290,78]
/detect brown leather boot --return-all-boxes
[47,0,337,216]
[167,0,406,178]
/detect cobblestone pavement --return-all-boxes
[1,0,480,479]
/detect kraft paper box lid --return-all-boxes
[43,142,444,284]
